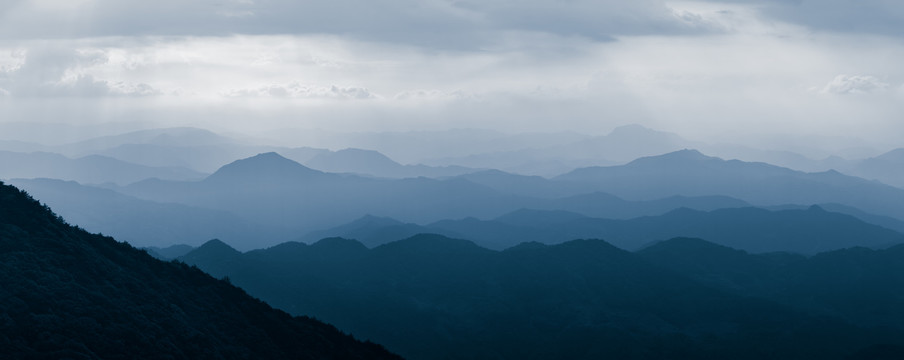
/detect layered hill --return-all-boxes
[638,237,904,329]
[307,206,904,253]
[180,235,904,360]
[0,150,205,185]
[8,178,276,250]
[21,150,904,250]
[556,149,904,220]
[0,181,400,359]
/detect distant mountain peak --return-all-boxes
[205,152,327,183]
[197,238,240,254]
[311,237,369,252]
[303,148,405,176]
[621,149,717,167]
[377,233,488,254]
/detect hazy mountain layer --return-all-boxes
[557,149,904,220]
[0,181,400,359]
[8,178,277,250]
[304,206,904,253]
[0,150,205,185]
[16,149,898,250]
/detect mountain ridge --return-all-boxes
[0,180,401,359]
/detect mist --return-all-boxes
[3,1,904,359]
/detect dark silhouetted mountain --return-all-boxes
[8,178,276,250]
[180,234,902,360]
[557,149,904,221]
[0,150,205,185]
[639,237,904,330]
[0,181,400,359]
[178,239,243,277]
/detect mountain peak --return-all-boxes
[205,152,327,183]
[639,237,736,255]
[302,148,409,177]
[311,237,369,253]
[377,233,489,255]
[196,238,241,255]
[621,149,717,168]
[807,204,826,212]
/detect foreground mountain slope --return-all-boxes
[180,234,901,360]
[0,181,400,359]
[8,178,276,250]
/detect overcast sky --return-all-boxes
[1,0,903,150]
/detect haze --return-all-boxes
[1,0,903,157]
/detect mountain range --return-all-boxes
[5,125,904,187]
[7,178,277,249]
[178,234,904,360]
[0,181,400,359]
[556,149,904,220]
[0,150,205,185]
[302,206,904,253]
[12,148,904,250]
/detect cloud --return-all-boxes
[701,0,904,36]
[0,45,162,97]
[393,89,476,101]
[820,75,890,95]
[0,0,718,49]
[222,82,374,100]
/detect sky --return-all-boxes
[0,0,903,151]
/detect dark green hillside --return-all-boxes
[0,181,400,360]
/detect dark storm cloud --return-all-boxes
[0,0,708,48]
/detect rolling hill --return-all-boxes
[307,206,904,253]
[178,234,904,360]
